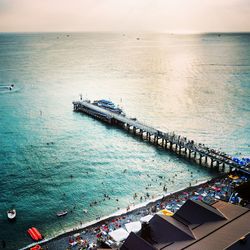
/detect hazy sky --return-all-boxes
[0,0,249,32]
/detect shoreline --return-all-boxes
[20,175,224,250]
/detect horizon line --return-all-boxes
[0,30,250,35]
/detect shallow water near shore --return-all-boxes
[0,32,249,249]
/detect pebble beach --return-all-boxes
[21,172,249,250]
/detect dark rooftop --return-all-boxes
[121,200,250,250]
[148,214,195,244]
[120,232,156,250]
[173,199,226,225]
[226,233,250,250]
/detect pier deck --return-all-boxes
[73,100,249,174]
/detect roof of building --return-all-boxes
[120,200,250,250]
[148,214,195,243]
[226,233,250,250]
[120,232,157,250]
[173,199,226,225]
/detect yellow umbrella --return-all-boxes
[160,209,173,216]
[228,175,239,180]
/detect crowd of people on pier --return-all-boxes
[163,132,250,169]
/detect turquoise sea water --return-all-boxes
[0,33,249,249]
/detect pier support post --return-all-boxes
[222,163,225,172]
[205,156,208,164]
[140,129,143,139]
[211,159,214,168]
[199,154,202,165]
[215,161,219,171]
[133,127,136,135]
[157,136,159,145]
[165,140,168,149]
[184,147,187,154]
[178,145,182,154]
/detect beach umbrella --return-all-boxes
[159,209,174,216]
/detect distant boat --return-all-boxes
[57,211,68,217]
[7,209,16,220]
[83,209,88,214]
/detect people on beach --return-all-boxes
[40,171,249,250]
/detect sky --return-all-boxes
[0,0,250,33]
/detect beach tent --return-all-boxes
[125,221,142,233]
[140,214,153,223]
[109,228,129,242]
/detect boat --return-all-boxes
[7,209,16,220]
[83,209,88,214]
[9,84,14,90]
[57,210,68,217]
[93,99,124,115]
[27,227,43,241]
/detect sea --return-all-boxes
[0,32,249,249]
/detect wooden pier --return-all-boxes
[73,100,249,174]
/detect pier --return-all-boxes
[73,100,249,174]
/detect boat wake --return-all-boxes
[0,84,20,94]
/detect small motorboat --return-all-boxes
[9,84,14,90]
[57,211,68,217]
[7,209,16,220]
[83,209,88,214]
[27,227,43,241]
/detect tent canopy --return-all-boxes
[140,214,153,223]
[125,221,142,233]
[109,228,129,242]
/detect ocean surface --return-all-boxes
[0,32,249,249]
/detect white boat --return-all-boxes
[93,99,124,115]
[57,211,68,217]
[7,209,16,220]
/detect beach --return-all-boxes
[20,172,249,250]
